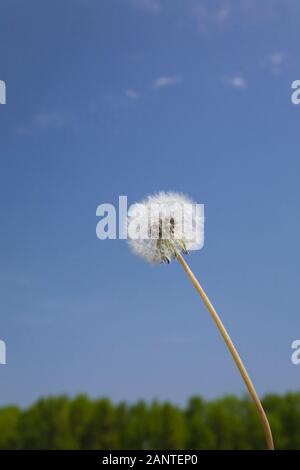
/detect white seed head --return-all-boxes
[127,191,204,264]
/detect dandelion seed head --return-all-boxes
[127,191,204,264]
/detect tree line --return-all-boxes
[0,393,299,449]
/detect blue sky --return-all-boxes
[0,0,300,407]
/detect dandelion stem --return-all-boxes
[175,250,274,450]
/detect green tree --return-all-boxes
[125,401,150,449]
[149,401,187,449]
[206,396,249,449]
[18,396,75,449]
[83,398,118,449]
[69,394,93,449]
[185,397,215,449]
[263,393,300,450]
[0,392,299,450]
[0,406,20,449]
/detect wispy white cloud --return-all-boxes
[225,75,247,90]
[130,0,161,14]
[153,75,181,89]
[269,52,284,74]
[125,88,141,99]
[191,0,292,34]
[192,4,208,33]
[270,53,284,66]
[18,111,72,135]
[192,1,231,33]
[259,52,285,75]
[103,76,181,108]
[216,3,231,22]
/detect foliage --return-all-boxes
[0,393,299,449]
